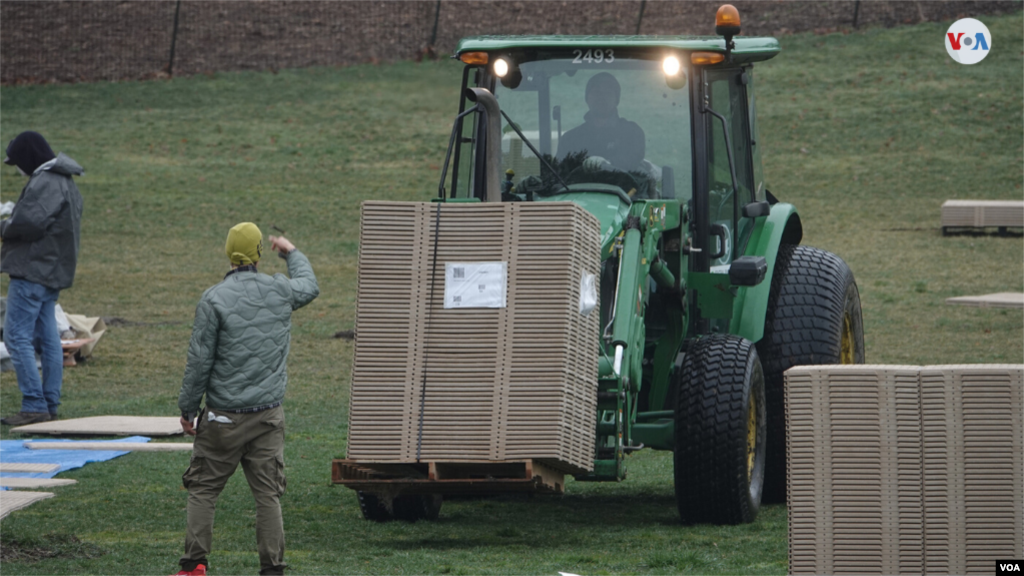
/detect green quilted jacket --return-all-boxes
[178,250,319,415]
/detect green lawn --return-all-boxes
[1,13,1021,575]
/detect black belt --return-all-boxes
[216,401,282,414]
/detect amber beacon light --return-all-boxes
[691,52,726,66]
[459,52,489,65]
[715,4,741,51]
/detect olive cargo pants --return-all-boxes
[181,405,287,574]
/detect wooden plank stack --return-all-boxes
[786,364,1023,575]
[348,201,601,474]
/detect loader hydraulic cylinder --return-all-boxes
[610,224,643,379]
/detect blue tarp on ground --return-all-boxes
[0,436,150,488]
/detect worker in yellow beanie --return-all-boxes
[174,222,319,576]
[224,222,263,266]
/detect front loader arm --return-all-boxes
[582,202,674,481]
[609,216,646,385]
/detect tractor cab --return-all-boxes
[442,25,781,281]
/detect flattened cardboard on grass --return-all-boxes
[945,292,1024,309]
[10,416,184,437]
[25,442,192,452]
[0,478,76,489]
[0,463,60,474]
[0,491,54,519]
[348,201,600,474]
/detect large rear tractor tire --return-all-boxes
[756,245,865,504]
[357,491,443,522]
[674,334,766,525]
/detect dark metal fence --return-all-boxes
[2,1,1018,84]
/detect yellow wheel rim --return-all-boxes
[746,394,757,482]
[841,311,855,364]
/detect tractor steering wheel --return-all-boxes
[564,164,642,201]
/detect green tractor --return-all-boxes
[357,5,865,524]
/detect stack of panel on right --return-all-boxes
[786,365,924,575]
[786,364,1023,575]
[920,366,1023,575]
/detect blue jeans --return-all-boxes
[4,279,63,414]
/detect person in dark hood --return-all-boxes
[556,72,646,172]
[1,131,84,426]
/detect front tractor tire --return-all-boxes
[756,245,865,504]
[357,491,443,522]
[674,334,766,525]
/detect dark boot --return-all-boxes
[1,412,51,426]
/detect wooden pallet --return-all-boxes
[331,458,565,495]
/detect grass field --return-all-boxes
[1,13,1022,575]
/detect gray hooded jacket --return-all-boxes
[0,153,84,290]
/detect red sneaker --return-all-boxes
[171,564,206,576]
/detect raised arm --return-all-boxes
[270,235,319,310]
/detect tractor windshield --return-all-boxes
[492,53,692,203]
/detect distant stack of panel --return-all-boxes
[786,365,923,575]
[920,365,1023,575]
[347,201,600,474]
[941,200,1024,229]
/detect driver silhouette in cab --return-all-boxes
[556,72,646,172]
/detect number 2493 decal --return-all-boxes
[572,49,615,64]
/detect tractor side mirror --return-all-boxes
[661,166,676,200]
[742,200,771,219]
[729,256,767,287]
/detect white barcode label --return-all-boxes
[444,262,507,309]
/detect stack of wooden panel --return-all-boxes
[786,365,924,575]
[920,366,1023,575]
[786,364,1024,575]
[941,200,1024,229]
[347,201,601,474]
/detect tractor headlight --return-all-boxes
[662,56,681,77]
[493,58,510,78]
[494,57,523,89]
[663,55,687,90]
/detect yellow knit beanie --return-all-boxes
[225,222,262,265]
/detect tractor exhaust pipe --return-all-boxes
[465,87,502,203]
